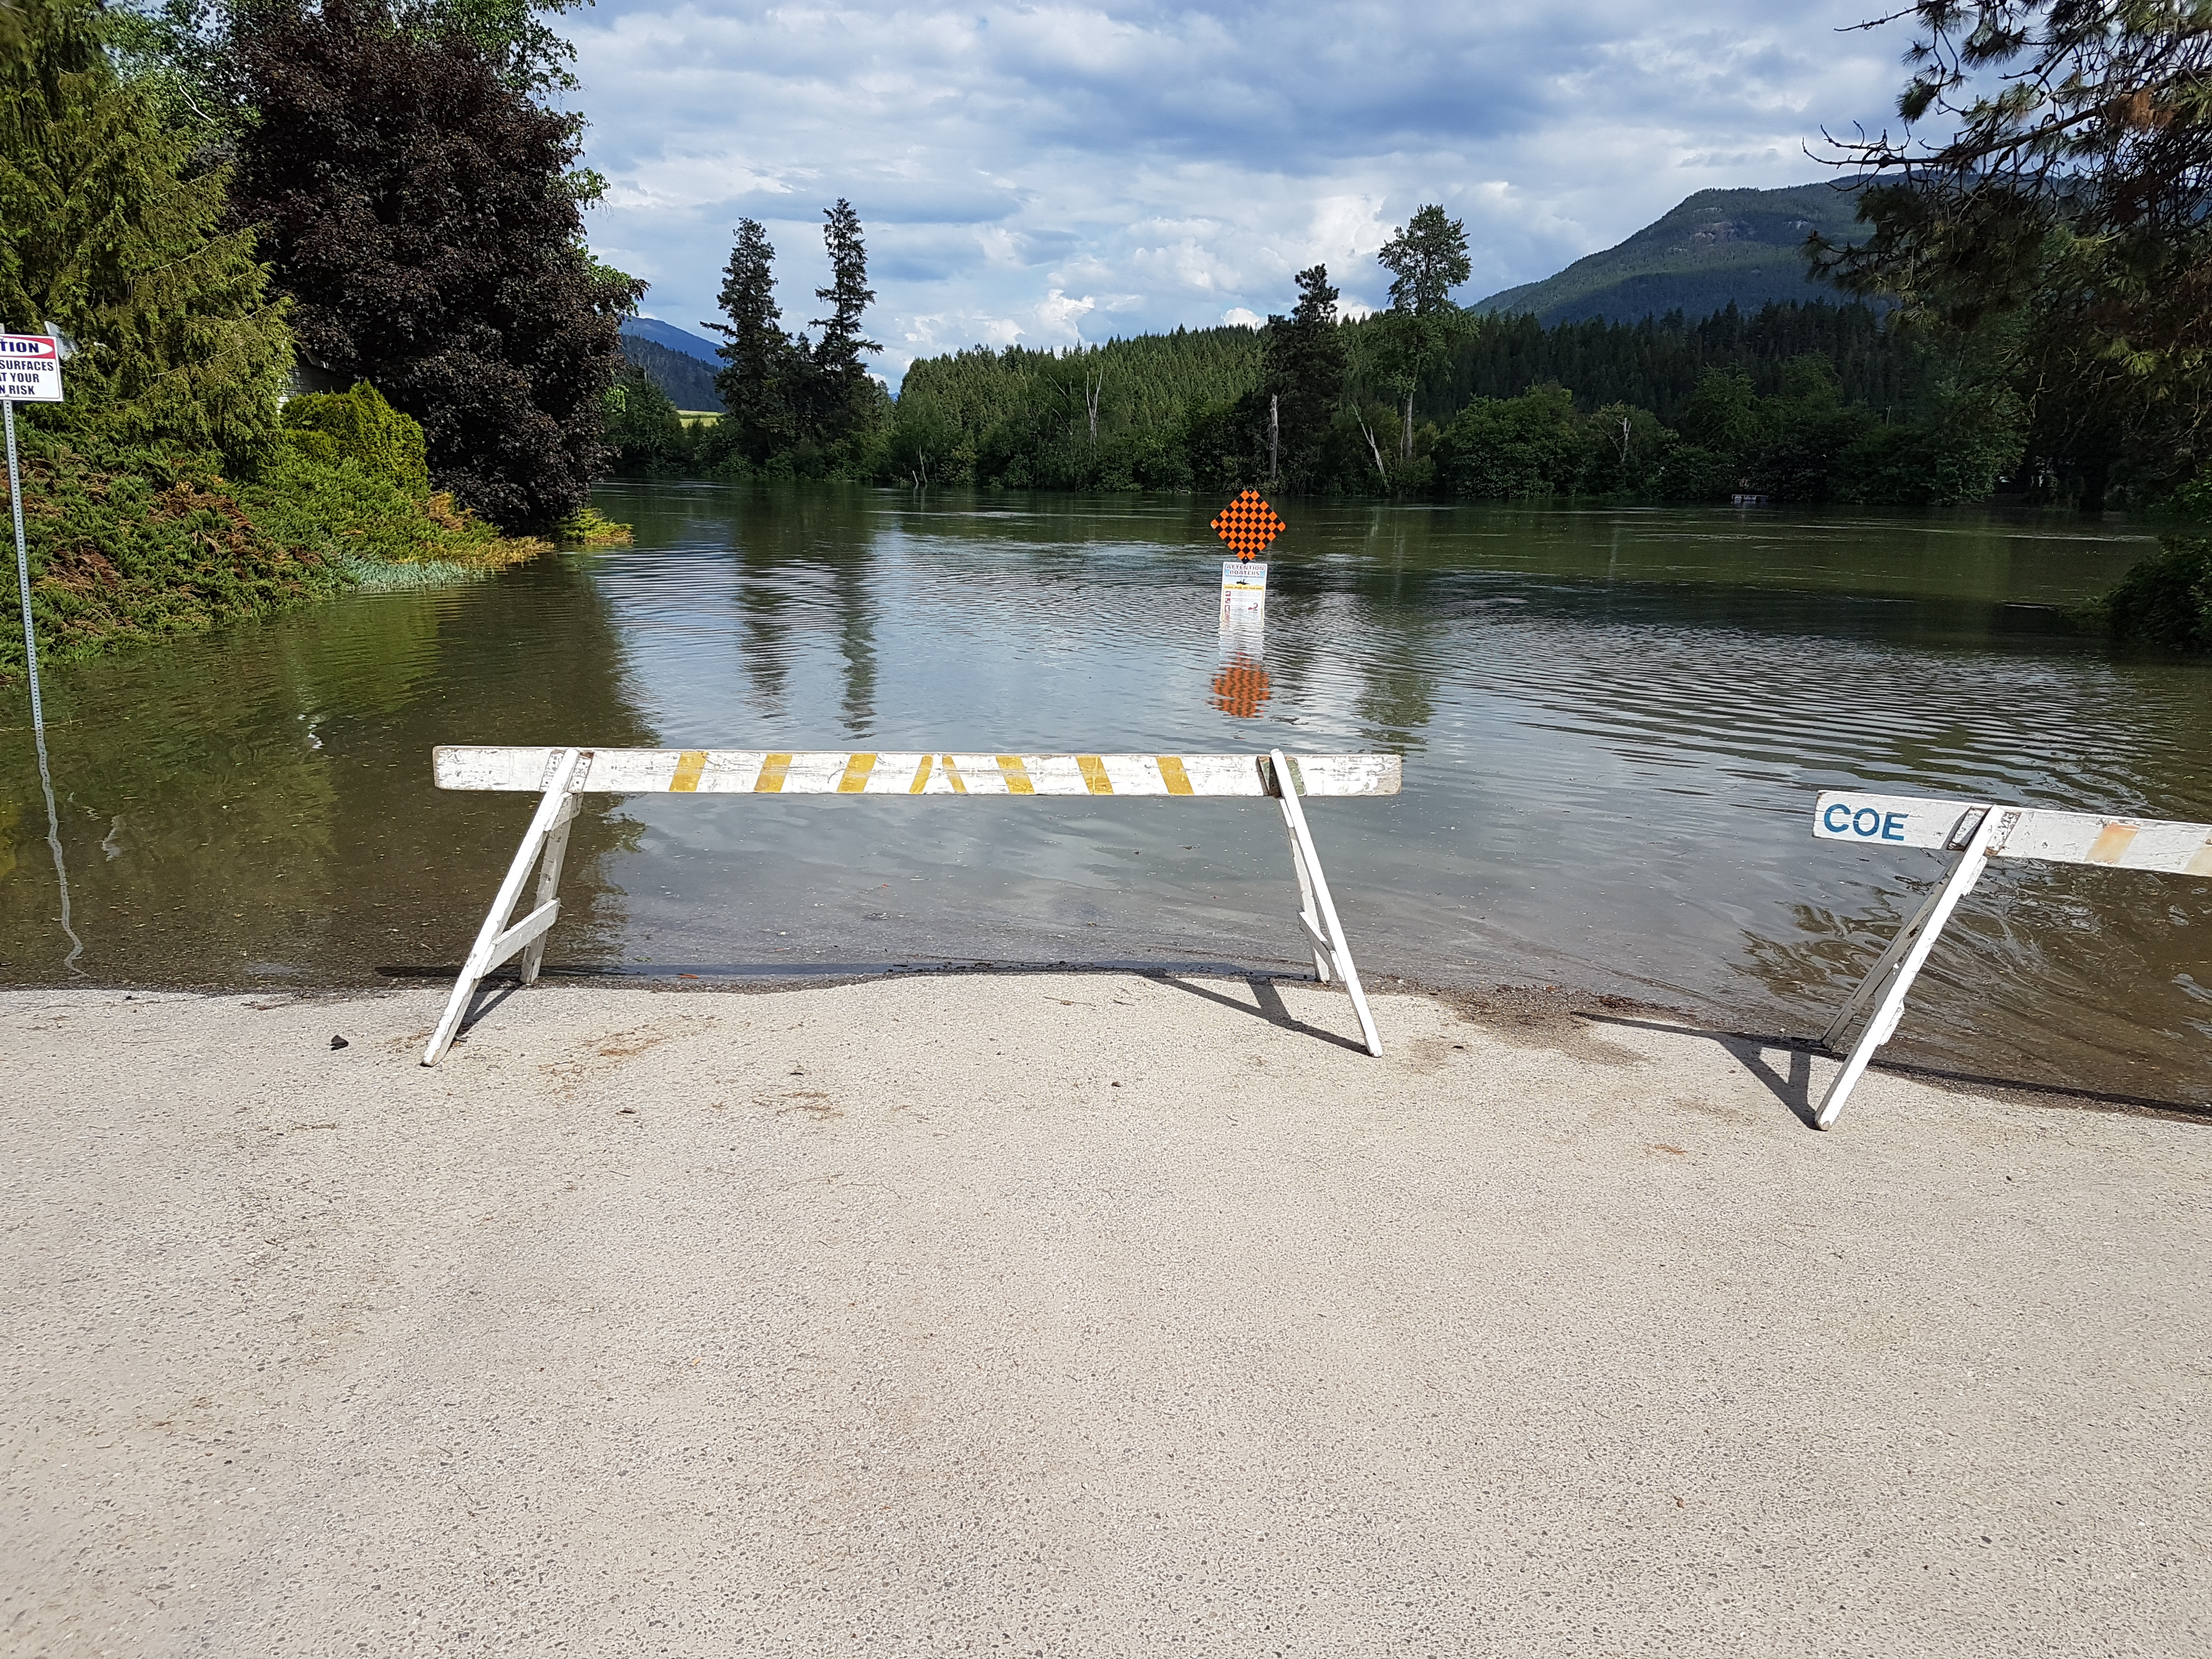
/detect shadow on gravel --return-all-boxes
[1150,973,1373,1056]
[1584,1014,2212,1129]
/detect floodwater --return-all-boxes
[3,486,2208,1103]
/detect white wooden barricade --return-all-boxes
[422,746,1403,1065]
[1810,789,2212,1129]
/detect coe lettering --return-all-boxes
[1824,800,1915,842]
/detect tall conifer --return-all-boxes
[808,199,881,439]
[0,0,291,462]
[706,218,799,463]
[1261,265,1348,490]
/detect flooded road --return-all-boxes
[3,485,2207,1102]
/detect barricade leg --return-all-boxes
[422,748,589,1066]
[519,803,577,987]
[1813,807,2001,1130]
[1270,749,1383,1058]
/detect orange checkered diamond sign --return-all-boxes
[1211,489,1284,561]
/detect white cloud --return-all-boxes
[562,3,1904,385]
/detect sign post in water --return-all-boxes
[1211,489,1284,624]
[4,332,64,736]
[4,332,81,972]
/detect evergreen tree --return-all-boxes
[0,0,291,462]
[808,198,881,439]
[224,0,640,531]
[1376,204,1471,458]
[704,218,799,464]
[1260,265,1348,490]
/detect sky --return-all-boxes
[560,2,1910,385]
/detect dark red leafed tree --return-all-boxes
[225,0,638,530]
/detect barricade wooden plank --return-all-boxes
[432,746,1401,799]
[1815,789,2212,873]
[1812,791,1984,851]
[1998,808,2212,874]
[424,742,1400,1065]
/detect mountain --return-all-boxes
[619,333,721,412]
[1472,180,1871,327]
[620,315,723,363]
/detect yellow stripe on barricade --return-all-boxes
[432,747,1403,798]
[2087,823,2138,865]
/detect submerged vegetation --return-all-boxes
[2103,539,2212,656]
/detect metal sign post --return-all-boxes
[1809,789,2212,1129]
[3,332,81,973]
[4,332,64,731]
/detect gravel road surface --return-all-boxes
[4,977,2207,1656]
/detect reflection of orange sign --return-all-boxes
[1210,653,1272,719]
[1211,489,1284,561]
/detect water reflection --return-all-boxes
[1215,583,1269,720]
[30,712,83,974]
[0,559,654,983]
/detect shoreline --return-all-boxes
[17,957,2207,1123]
[6,972,2209,1652]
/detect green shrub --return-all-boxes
[1,428,346,676]
[281,382,430,495]
[242,443,540,568]
[555,506,633,546]
[2104,538,2212,654]
[1438,385,1581,499]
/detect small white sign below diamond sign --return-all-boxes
[0,335,64,403]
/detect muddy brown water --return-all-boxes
[3,486,2207,1103]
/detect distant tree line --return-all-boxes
[603,201,2030,510]
[610,289,2008,509]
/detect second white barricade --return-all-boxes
[1810,789,2212,1129]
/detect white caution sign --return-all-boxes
[1810,790,2212,1130]
[422,745,1402,1065]
[0,335,64,403]
[1220,560,1266,622]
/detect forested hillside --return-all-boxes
[1426,301,1924,425]
[1472,182,1867,326]
[618,335,720,410]
[890,328,1263,489]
